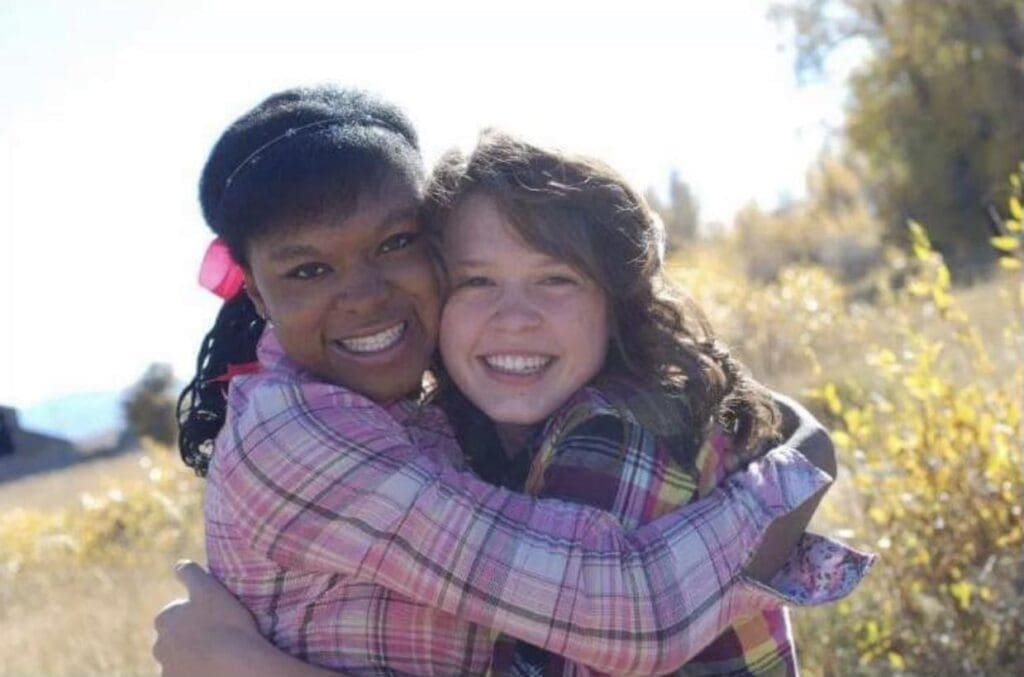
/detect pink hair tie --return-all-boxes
[199,238,246,300]
[207,360,262,384]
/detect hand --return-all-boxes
[153,560,264,677]
[153,561,339,677]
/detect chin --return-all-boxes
[485,407,549,426]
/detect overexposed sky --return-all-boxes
[0,0,855,408]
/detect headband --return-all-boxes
[220,118,344,193]
[219,113,411,199]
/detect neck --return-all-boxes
[494,423,540,460]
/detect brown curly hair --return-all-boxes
[422,130,778,471]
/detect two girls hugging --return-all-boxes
[154,85,874,676]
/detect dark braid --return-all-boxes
[178,85,424,477]
[177,294,265,475]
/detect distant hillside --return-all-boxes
[19,391,125,441]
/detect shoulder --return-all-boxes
[390,400,463,468]
[524,387,635,508]
[227,370,387,430]
[528,383,690,516]
[215,369,417,476]
[535,384,658,475]
[542,385,634,445]
[536,380,709,486]
[542,378,693,448]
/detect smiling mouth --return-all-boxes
[481,354,554,375]
[336,322,407,354]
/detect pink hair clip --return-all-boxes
[199,238,246,300]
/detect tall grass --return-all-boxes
[0,445,204,676]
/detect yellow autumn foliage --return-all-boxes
[669,171,1024,674]
[793,233,1023,674]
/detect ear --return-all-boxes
[243,269,269,321]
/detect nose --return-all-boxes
[332,261,390,317]
[490,285,542,332]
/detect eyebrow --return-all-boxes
[448,251,571,269]
[268,243,323,262]
[378,206,419,232]
[266,207,420,263]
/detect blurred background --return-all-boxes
[1,1,1021,674]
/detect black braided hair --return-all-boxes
[178,85,424,476]
[176,293,264,475]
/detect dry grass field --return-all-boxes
[0,451,157,513]
[0,446,205,676]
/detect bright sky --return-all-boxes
[0,0,855,409]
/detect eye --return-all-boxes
[541,274,579,286]
[285,262,331,280]
[378,231,420,255]
[455,275,493,289]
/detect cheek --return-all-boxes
[263,286,323,326]
[439,300,474,367]
[562,296,611,375]
[395,253,442,317]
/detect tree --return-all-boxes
[733,151,884,282]
[645,171,700,252]
[772,0,1024,276]
[122,363,178,446]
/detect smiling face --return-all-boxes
[439,192,610,426]
[243,173,441,403]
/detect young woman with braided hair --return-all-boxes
[155,86,871,676]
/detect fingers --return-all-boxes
[171,559,250,621]
[173,559,212,595]
[154,563,214,676]
[153,599,186,667]
[154,599,180,635]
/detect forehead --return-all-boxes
[250,174,420,254]
[443,193,549,261]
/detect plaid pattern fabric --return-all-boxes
[493,385,876,676]
[205,329,841,675]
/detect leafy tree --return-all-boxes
[122,363,177,446]
[772,0,1024,276]
[645,171,700,252]
[733,151,884,282]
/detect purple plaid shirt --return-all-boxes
[205,329,840,675]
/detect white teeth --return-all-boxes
[339,322,405,353]
[483,354,552,375]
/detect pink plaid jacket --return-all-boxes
[205,330,838,675]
